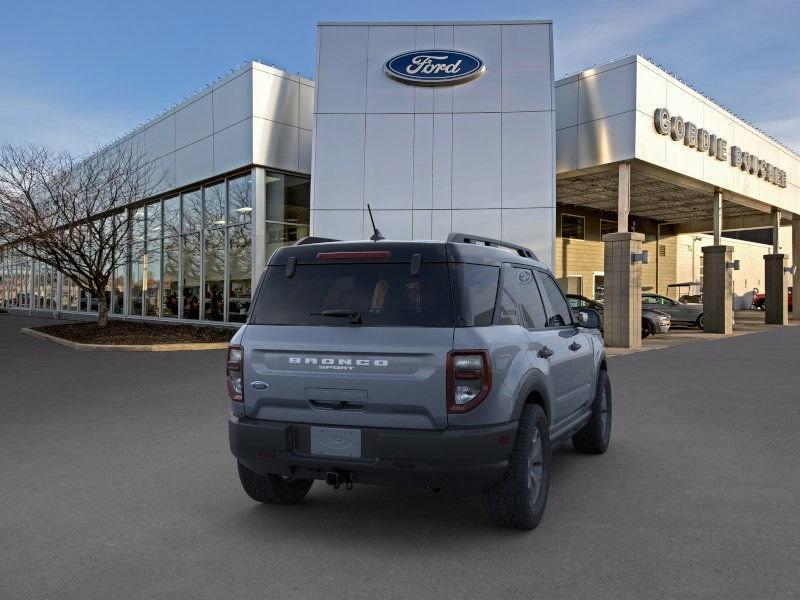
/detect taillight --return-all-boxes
[447,350,491,413]
[226,345,243,402]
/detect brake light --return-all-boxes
[316,251,391,261]
[226,345,243,402]
[447,350,491,413]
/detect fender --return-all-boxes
[510,368,553,424]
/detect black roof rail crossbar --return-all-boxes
[294,236,340,245]
[447,233,538,260]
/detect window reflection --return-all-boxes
[162,236,179,318]
[112,264,125,314]
[182,190,201,233]
[204,228,225,321]
[228,224,251,323]
[266,222,309,261]
[182,233,200,319]
[131,208,145,243]
[266,173,310,224]
[144,241,161,317]
[163,196,180,237]
[129,243,143,316]
[204,182,226,228]
[146,201,161,240]
[228,175,252,225]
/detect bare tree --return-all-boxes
[0,142,163,326]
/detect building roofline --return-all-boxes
[556,54,800,160]
[90,60,313,160]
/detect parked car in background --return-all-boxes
[752,287,793,311]
[567,294,671,339]
[642,293,704,329]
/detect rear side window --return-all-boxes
[515,268,547,329]
[450,264,499,327]
[250,263,454,327]
[536,271,573,327]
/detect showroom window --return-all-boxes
[561,214,585,240]
[266,173,310,260]
[7,168,307,324]
[600,219,617,238]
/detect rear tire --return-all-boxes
[572,370,612,454]
[641,319,652,339]
[696,314,705,330]
[237,462,313,505]
[483,404,550,530]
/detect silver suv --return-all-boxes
[227,234,611,530]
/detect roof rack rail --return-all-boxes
[294,236,340,245]
[447,233,538,260]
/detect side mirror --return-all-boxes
[577,308,601,329]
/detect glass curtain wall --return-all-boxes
[0,169,309,323]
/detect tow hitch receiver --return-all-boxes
[325,470,354,490]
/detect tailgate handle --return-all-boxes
[309,399,365,411]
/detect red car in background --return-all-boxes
[752,287,793,311]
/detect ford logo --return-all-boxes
[326,437,351,450]
[384,49,485,86]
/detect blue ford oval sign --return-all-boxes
[384,50,485,86]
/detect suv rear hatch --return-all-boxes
[241,243,454,430]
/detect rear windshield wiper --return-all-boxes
[311,309,362,324]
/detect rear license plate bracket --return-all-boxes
[309,427,362,458]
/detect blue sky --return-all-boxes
[1,0,798,154]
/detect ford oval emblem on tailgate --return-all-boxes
[251,381,269,390]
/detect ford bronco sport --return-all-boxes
[228,233,611,530]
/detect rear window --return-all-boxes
[250,263,454,327]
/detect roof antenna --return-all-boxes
[367,204,385,241]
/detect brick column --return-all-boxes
[764,253,789,325]
[701,245,733,334]
[602,232,644,348]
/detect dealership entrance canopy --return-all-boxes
[2,21,799,348]
[552,54,799,344]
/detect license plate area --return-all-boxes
[309,427,362,458]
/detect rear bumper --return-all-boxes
[229,415,517,492]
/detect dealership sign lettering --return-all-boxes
[654,108,787,188]
[384,50,484,86]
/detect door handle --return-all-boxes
[569,342,582,351]
[537,346,554,359]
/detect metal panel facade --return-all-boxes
[312,21,556,267]
[95,62,312,198]
[555,55,800,216]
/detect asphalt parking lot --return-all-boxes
[2,314,799,599]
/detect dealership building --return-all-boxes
[2,20,799,346]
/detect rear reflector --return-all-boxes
[316,251,391,261]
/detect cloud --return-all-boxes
[0,88,137,154]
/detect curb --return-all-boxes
[20,328,229,352]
